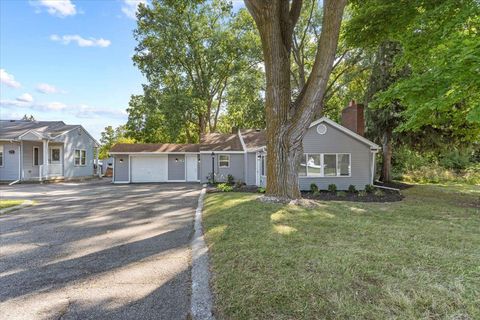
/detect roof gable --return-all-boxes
[309,117,380,149]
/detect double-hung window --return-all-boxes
[219,155,230,168]
[75,149,86,166]
[300,153,351,177]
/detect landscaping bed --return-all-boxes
[301,188,403,202]
[207,183,404,202]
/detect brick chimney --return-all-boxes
[341,100,365,136]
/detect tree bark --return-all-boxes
[382,129,393,183]
[245,0,346,199]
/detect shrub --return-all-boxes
[365,184,375,193]
[347,185,357,193]
[217,183,233,192]
[258,187,266,193]
[439,149,473,170]
[227,174,235,185]
[374,189,384,197]
[327,184,337,193]
[358,191,367,197]
[310,183,319,194]
[337,191,347,197]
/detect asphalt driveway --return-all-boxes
[0,179,202,320]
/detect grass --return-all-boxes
[203,184,480,319]
[0,199,24,210]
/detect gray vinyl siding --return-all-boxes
[62,127,96,178]
[22,141,43,180]
[114,155,129,182]
[299,122,373,190]
[168,154,185,180]
[246,152,257,185]
[0,142,20,181]
[200,153,245,183]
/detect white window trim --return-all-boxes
[74,149,86,167]
[218,154,230,168]
[0,145,3,167]
[300,153,351,178]
[33,146,40,166]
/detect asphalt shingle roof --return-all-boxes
[199,132,244,151]
[240,129,266,151]
[110,143,200,153]
[0,120,79,139]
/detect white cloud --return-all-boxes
[50,34,111,48]
[76,104,127,119]
[0,99,66,111]
[121,0,146,19]
[32,0,77,17]
[0,69,21,88]
[36,83,63,94]
[17,93,34,103]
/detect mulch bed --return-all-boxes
[301,189,404,203]
[207,184,404,203]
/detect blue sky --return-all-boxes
[0,0,245,140]
[0,0,148,140]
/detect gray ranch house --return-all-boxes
[0,120,100,182]
[110,102,380,190]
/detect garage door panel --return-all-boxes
[131,155,168,182]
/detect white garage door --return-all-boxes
[131,155,168,182]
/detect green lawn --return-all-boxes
[0,199,24,210]
[203,184,480,319]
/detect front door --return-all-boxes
[186,154,198,182]
[49,147,61,164]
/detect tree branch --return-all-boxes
[291,0,347,131]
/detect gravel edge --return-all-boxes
[191,186,215,320]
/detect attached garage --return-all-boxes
[131,155,168,183]
[110,143,201,184]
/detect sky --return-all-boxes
[0,0,246,140]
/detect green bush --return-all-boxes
[217,183,233,192]
[373,189,384,197]
[337,191,347,197]
[258,187,266,193]
[439,149,473,170]
[327,184,337,193]
[400,163,480,185]
[310,183,319,193]
[227,174,235,185]
[347,185,357,193]
[358,190,367,197]
[365,184,375,193]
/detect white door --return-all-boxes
[186,154,198,182]
[131,155,168,182]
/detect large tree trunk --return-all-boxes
[245,0,346,199]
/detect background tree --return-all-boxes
[21,114,36,121]
[244,0,347,198]
[127,1,262,143]
[99,125,134,159]
[346,0,480,181]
